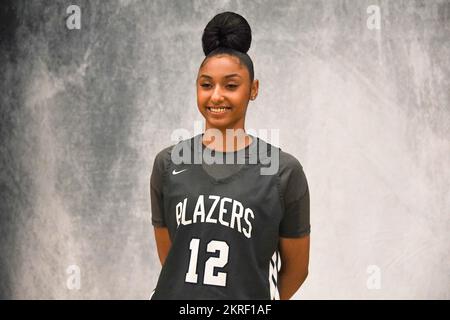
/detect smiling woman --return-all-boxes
[150,11,310,300]
[195,12,258,150]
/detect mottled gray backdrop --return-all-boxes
[0,0,449,299]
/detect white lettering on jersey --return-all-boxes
[180,198,191,225]
[218,197,232,227]
[192,195,206,223]
[206,195,220,223]
[230,200,243,232]
[243,208,255,238]
[175,199,184,227]
[175,195,254,238]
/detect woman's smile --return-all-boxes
[206,106,232,115]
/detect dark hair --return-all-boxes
[200,11,254,83]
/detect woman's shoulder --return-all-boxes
[276,148,308,199]
[256,136,304,173]
[153,134,198,167]
[155,144,175,162]
[153,144,177,174]
[278,149,304,173]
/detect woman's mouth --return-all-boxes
[206,106,232,114]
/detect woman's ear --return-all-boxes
[250,79,259,100]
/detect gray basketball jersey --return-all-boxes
[151,134,283,299]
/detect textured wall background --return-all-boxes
[0,0,449,299]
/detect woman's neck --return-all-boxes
[202,128,252,152]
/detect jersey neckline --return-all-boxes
[193,133,258,184]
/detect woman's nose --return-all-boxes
[210,86,225,103]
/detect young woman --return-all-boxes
[150,11,310,300]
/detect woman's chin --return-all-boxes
[205,116,232,127]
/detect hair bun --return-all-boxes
[202,11,252,56]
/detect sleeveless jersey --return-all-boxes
[151,133,283,299]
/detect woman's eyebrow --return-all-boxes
[199,73,242,79]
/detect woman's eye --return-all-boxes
[200,84,237,89]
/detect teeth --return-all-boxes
[208,107,229,113]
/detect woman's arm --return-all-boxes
[278,235,310,300]
[154,226,172,266]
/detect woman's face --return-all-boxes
[196,55,258,131]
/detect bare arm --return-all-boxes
[153,226,172,266]
[278,235,310,300]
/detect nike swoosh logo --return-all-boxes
[172,168,188,175]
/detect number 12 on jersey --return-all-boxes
[185,238,229,287]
